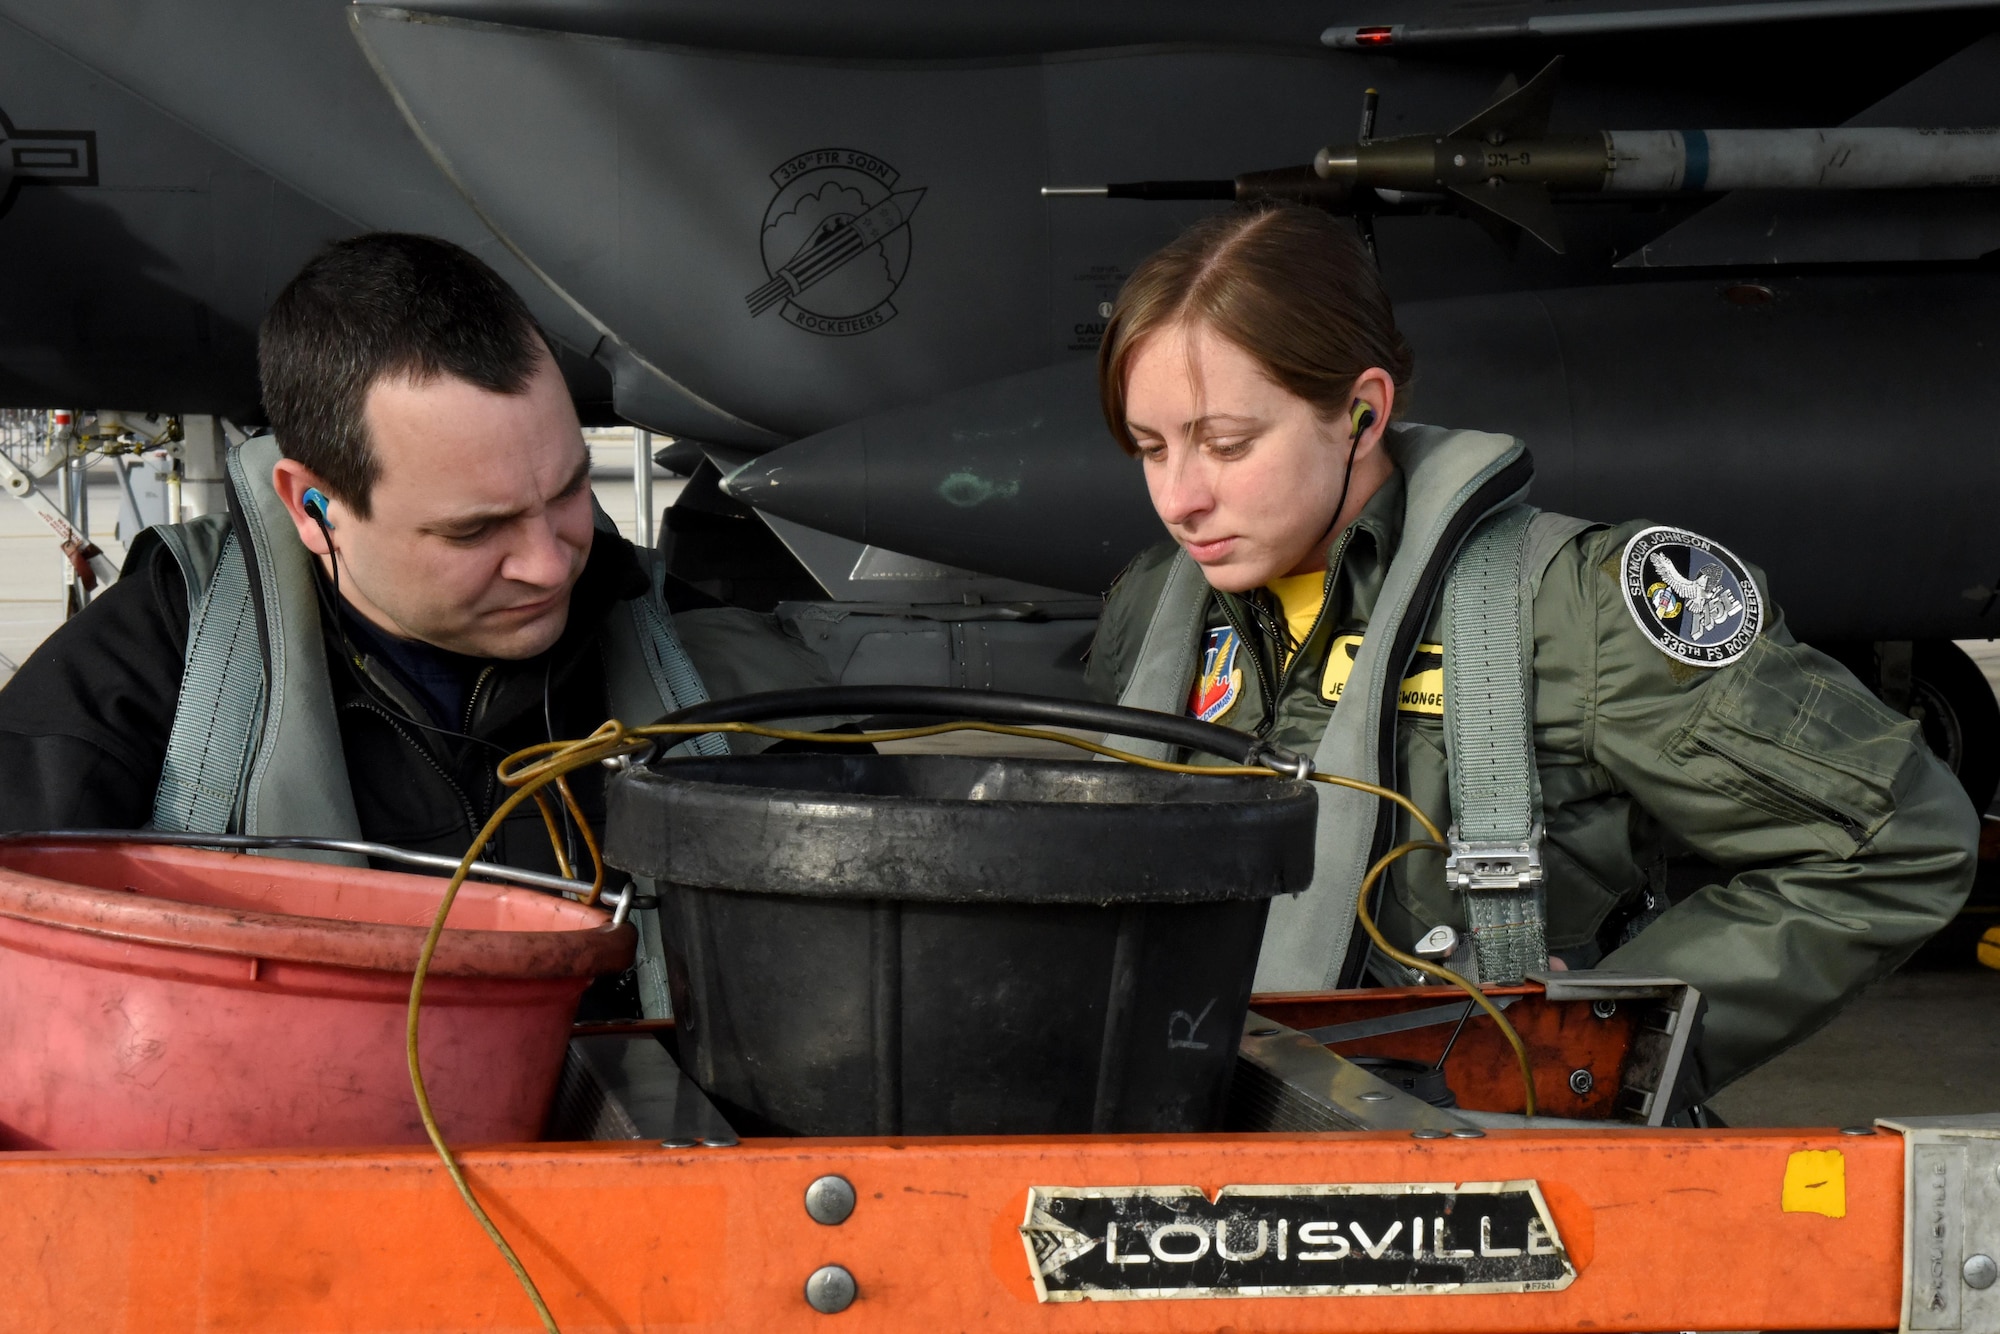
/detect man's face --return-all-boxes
[290,351,596,660]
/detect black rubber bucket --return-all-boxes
[606,753,1316,1137]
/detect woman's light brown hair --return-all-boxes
[1096,206,1415,455]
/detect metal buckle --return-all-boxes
[1444,824,1545,893]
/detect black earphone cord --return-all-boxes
[302,504,515,763]
[1301,408,1373,586]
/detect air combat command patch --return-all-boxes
[1189,627,1243,722]
[1621,526,1763,667]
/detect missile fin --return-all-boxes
[1452,56,1563,142]
[1458,198,1524,257]
[1448,181,1566,254]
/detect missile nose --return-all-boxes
[718,425,873,542]
[716,459,760,501]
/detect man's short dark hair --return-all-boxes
[258,232,548,517]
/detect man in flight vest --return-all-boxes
[0,233,833,881]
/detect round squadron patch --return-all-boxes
[1620,526,1762,667]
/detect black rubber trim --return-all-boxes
[661,686,1309,773]
[607,753,1316,903]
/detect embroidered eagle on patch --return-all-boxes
[1622,526,1762,667]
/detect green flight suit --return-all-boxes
[1086,468,1978,1094]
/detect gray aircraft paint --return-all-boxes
[0,0,1995,645]
[348,7,1502,441]
[726,271,2000,642]
[0,0,751,439]
[363,0,1356,57]
[0,15,350,413]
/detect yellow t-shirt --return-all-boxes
[1264,571,1327,662]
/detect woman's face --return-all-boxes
[1123,321,1385,594]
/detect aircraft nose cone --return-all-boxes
[720,424,873,542]
[720,361,1160,595]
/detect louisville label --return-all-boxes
[1021,1181,1574,1302]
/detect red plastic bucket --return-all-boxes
[0,841,634,1152]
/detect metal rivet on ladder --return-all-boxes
[805,1175,857,1226]
[805,1264,858,1313]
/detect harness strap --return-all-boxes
[1105,554,1212,761]
[1441,506,1593,983]
[628,567,730,759]
[151,534,264,834]
[616,542,727,1021]
[1442,505,1544,983]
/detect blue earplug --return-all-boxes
[302,487,333,527]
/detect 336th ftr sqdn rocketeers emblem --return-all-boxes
[1621,525,1763,667]
[745,148,925,337]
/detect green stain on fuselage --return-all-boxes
[938,471,1021,508]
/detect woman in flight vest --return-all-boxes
[1082,205,1975,1099]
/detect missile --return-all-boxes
[1319,1,2000,49]
[1044,58,2000,252]
[722,270,2000,641]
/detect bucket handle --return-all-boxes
[6,830,598,901]
[660,685,1313,778]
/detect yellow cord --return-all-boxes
[412,716,1540,1329]
[1350,840,1537,1118]
[408,775,572,1334]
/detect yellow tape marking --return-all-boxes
[1781,1149,1846,1218]
[1977,924,2000,971]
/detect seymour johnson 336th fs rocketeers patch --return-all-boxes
[1621,526,1763,667]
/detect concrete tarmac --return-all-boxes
[1709,966,2000,1125]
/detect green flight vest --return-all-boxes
[1112,424,1586,991]
[139,434,728,1019]
[142,434,724,858]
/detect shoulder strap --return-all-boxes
[1523,511,1595,598]
[595,526,726,1022]
[150,531,266,834]
[1441,507,1595,983]
[601,532,730,760]
[1269,426,1532,990]
[135,512,232,612]
[225,437,364,858]
[1443,504,1544,984]
[1108,551,1211,759]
